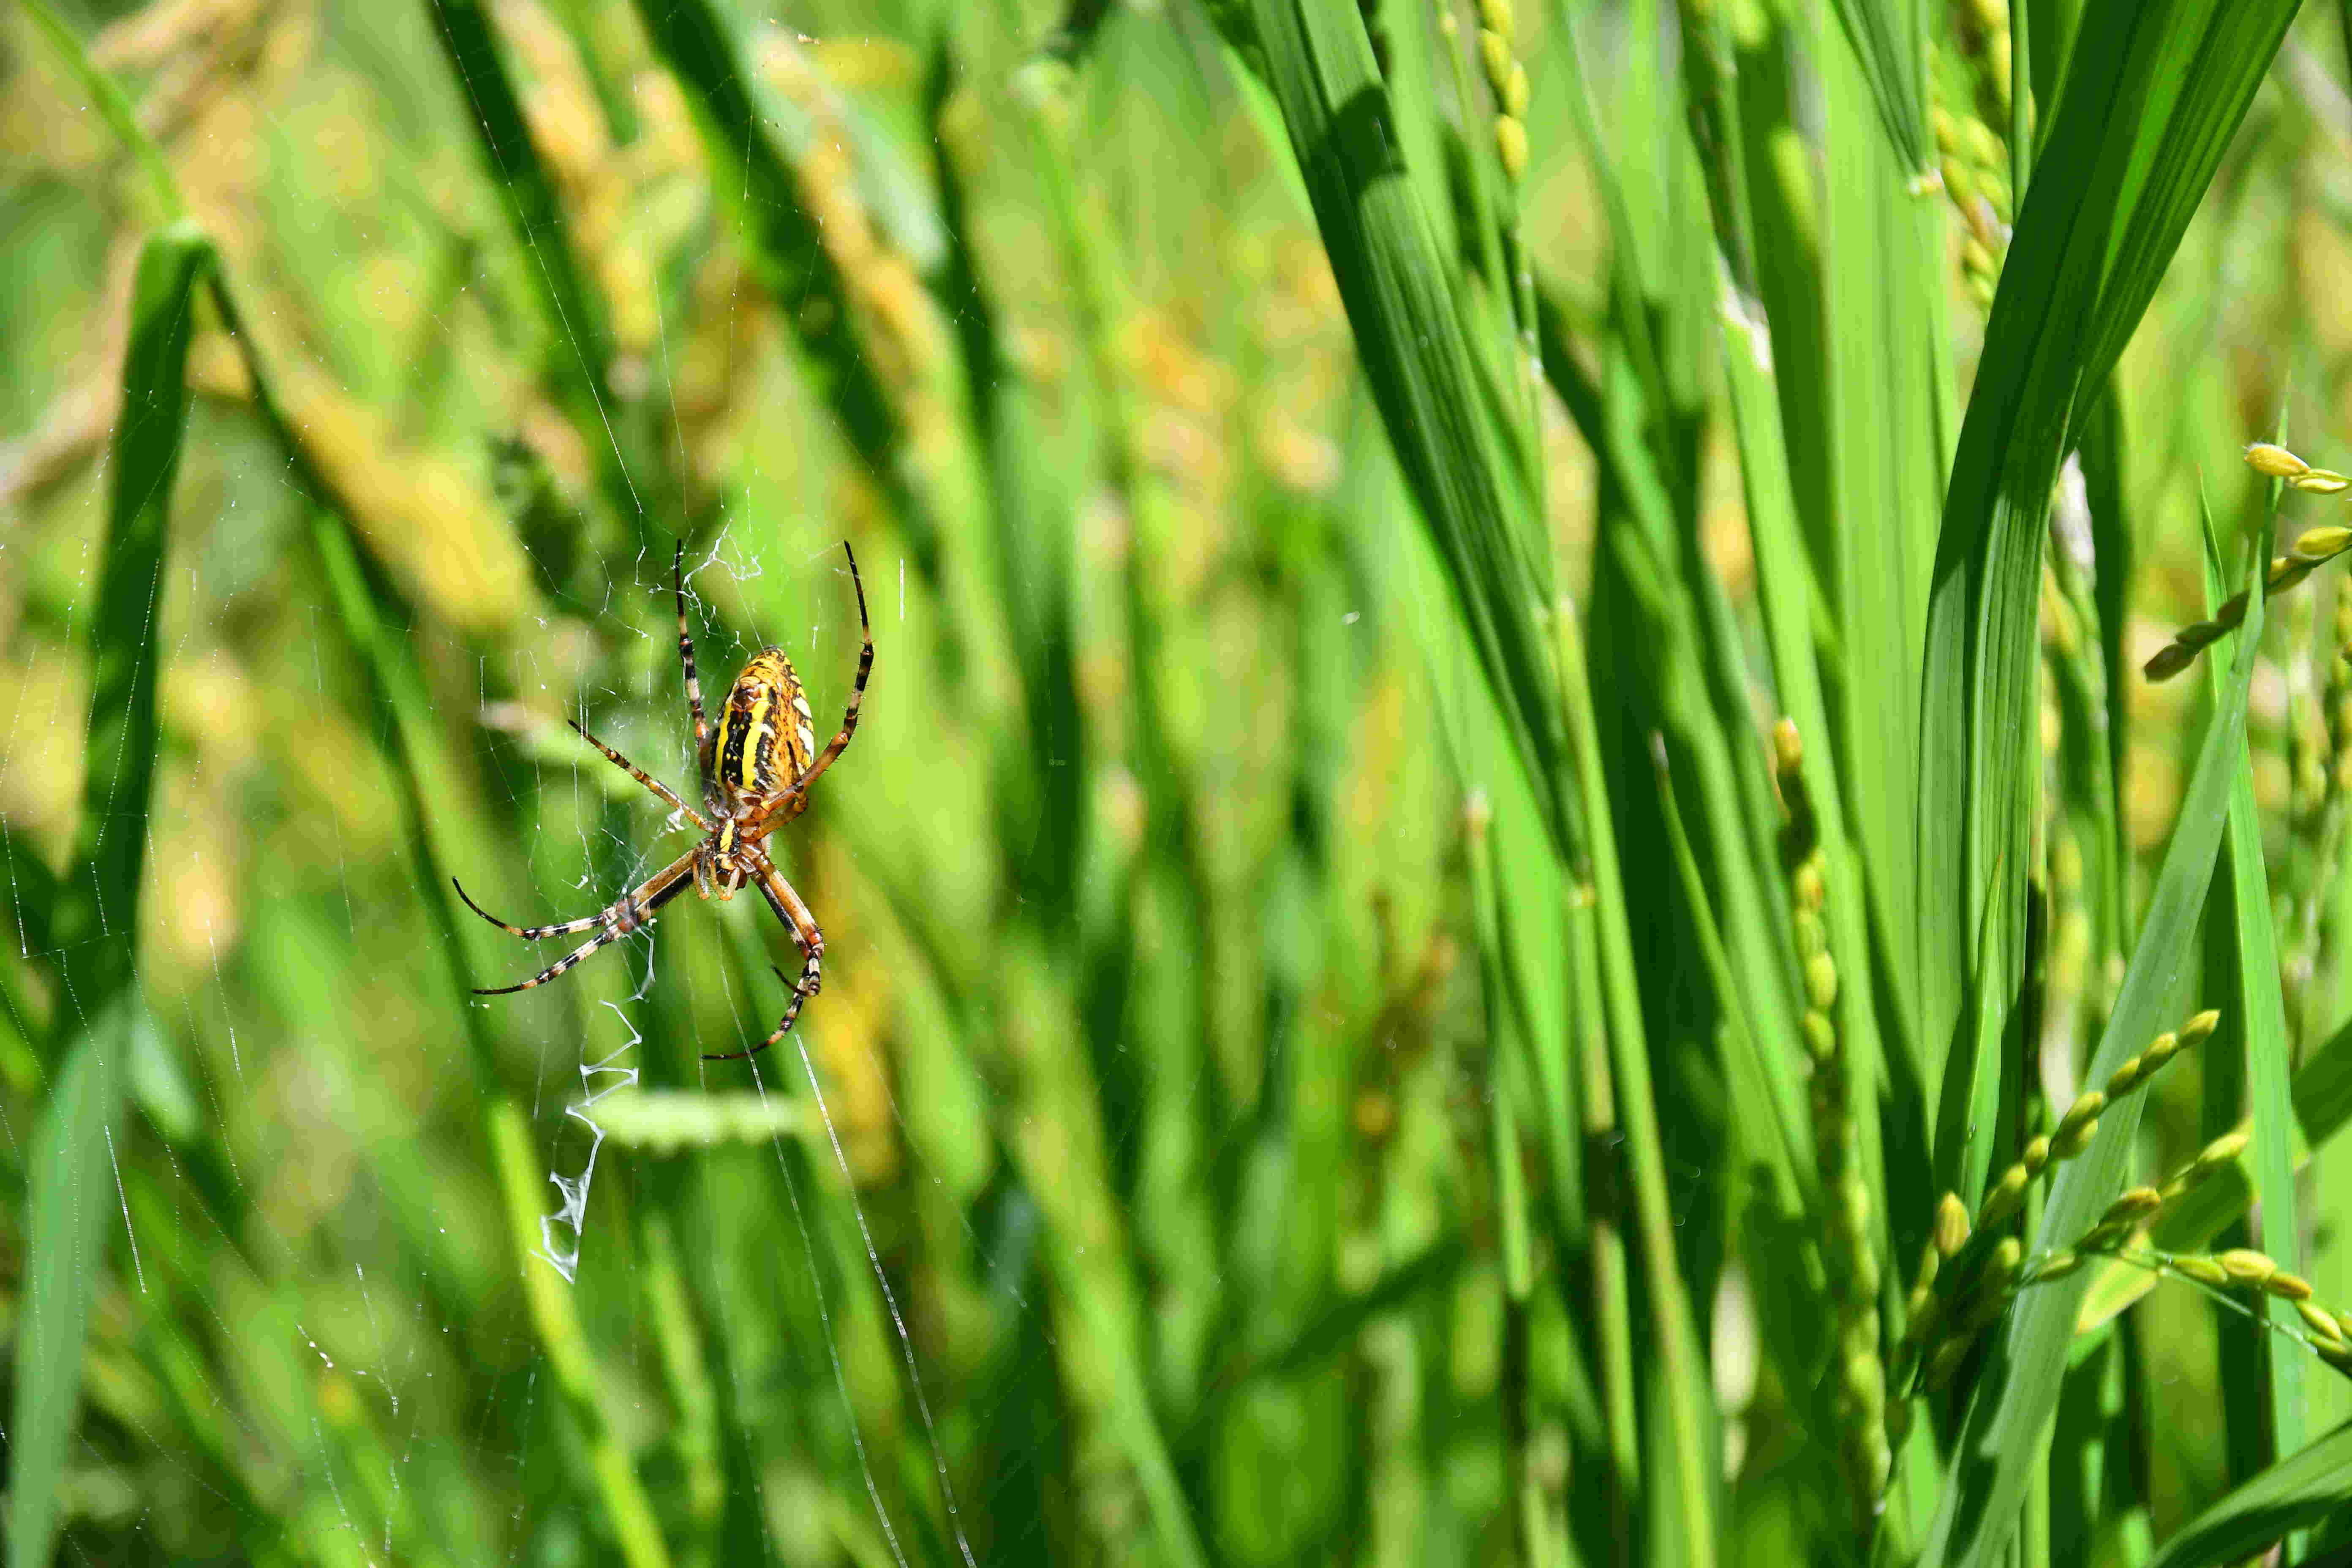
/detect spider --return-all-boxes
[455,541,870,1061]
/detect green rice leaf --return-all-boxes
[309,501,675,1568]
[1557,607,1719,1568]
[1651,734,1810,1206]
[2295,1012,2352,1144]
[17,0,182,221]
[1256,1241,1467,1382]
[1920,544,2262,1568]
[195,240,678,1564]
[7,218,210,1568]
[1819,0,1931,175]
[2075,388,2134,953]
[2213,468,2307,1478]
[424,0,613,386]
[0,838,54,1098]
[1916,0,2298,1212]
[1820,21,1949,1100]
[1239,0,1571,850]
[422,0,634,522]
[633,0,942,582]
[2139,1421,2352,1568]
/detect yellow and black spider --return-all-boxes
[455,542,871,1061]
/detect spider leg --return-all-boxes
[567,719,709,830]
[454,878,607,941]
[468,852,697,996]
[743,542,872,837]
[702,855,825,1060]
[673,539,711,779]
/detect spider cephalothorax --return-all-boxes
[455,541,870,1060]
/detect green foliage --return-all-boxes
[10,2,2352,1566]
[8,219,209,1568]
[2141,1420,2352,1568]
[1922,547,2258,1568]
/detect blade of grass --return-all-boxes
[587,1088,814,1151]
[1918,0,2299,1217]
[1713,285,1892,1218]
[422,0,650,541]
[2207,466,2307,1478]
[1557,602,1717,1568]
[2075,405,2133,935]
[1565,888,1639,1550]
[2010,0,2034,197]
[1459,703,1585,1252]
[7,217,209,1568]
[1920,542,2263,1568]
[1730,8,1830,572]
[1254,1241,1468,1382]
[632,0,946,591]
[1531,280,1819,1228]
[1399,411,1619,1542]
[0,831,57,1078]
[985,942,1210,1568]
[1563,0,1804,1056]
[1467,797,1552,1568]
[1535,7,1798,1024]
[1399,449,1581,1250]
[310,507,674,1568]
[1237,0,1572,852]
[17,0,182,222]
[0,44,649,1556]
[2296,1011,2352,1143]
[185,237,679,1563]
[2189,487,2270,1524]
[2139,1421,2352,1568]
[1650,735,1811,1207]
[1681,0,1887,1172]
[2056,412,2130,975]
[1568,343,1809,1129]
[1175,1243,1476,1449]
[1821,16,1949,1102]
[924,35,1085,911]
[421,0,614,409]
[1819,0,1932,175]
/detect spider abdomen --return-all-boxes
[714,647,819,809]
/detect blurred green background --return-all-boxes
[8,0,2352,1564]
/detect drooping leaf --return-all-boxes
[8,218,210,1568]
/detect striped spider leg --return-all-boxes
[699,849,826,1061]
[673,540,711,765]
[455,713,708,994]
[456,847,701,995]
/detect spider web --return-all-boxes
[0,0,1134,1557]
[0,2,1648,1563]
[0,11,1002,1563]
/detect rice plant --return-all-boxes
[7,1,2352,1565]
